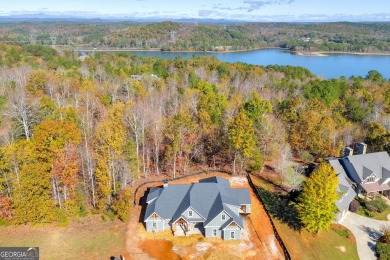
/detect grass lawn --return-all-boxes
[275,221,359,260]
[0,216,127,259]
[358,206,390,221]
[250,174,359,260]
[373,207,390,220]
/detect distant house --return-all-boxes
[130,74,159,80]
[327,143,390,222]
[144,177,251,240]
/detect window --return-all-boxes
[230,231,235,239]
[188,210,193,217]
[221,214,226,220]
[366,176,376,183]
[213,229,217,237]
[153,222,157,229]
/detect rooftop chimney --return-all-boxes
[358,143,367,155]
[344,147,353,157]
[163,178,168,188]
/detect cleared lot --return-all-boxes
[124,174,284,259]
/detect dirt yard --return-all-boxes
[124,174,284,260]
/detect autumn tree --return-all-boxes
[289,100,342,158]
[164,112,199,178]
[94,103,126,211]
[78,78,99,208]
[193,81,227,128]
[0,196,13,221]
[228,110,255,174]
[51,143,80,213]
[33,120,81,166]
[13,163,57,224]
[365,121,390,152]
[0,140,34,197]
[299,163,339,233]
[33,119,82,211]
[26,70,48,95]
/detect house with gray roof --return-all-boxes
[327,143,390,222]
[144,176,251,240]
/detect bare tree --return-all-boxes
[78,85,99,208]
[275,144,292,187]
[3,66,36,140]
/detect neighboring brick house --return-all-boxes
[144,176,251,240]
[327,143,390,222]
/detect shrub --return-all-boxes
[379,226,390,244]
[0,218,9,226]
[111,188,132,221]
[78,204,88,218]
[333,228,351,238]
[56,208,69,227]
[0,197,13,221]
[76,190,88,217]
[349,200,360,213]
[299,151,314,164]
[246,148,264,173]
[376,242,390,260]
[366,197,389,213]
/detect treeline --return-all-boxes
[2,21,390,53]
[0,43,389,224]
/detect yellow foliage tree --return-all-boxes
[93,103,126,210]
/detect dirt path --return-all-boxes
[240,180,284,259]
[124,204,152,260]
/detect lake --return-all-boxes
[117,49,390,79]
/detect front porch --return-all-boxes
[361,182,390,199]
[173,218,204,236]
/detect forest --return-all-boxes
[0,42,389,225]
[1,21,390,53]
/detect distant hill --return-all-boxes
[0,20,389,53]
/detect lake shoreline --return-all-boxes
[75,47,390,79]
[294,50,390,57]
[74,47,390,56]
[74,46,289,54]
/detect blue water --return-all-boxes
[124,49,390,79]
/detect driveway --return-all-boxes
[340,211,390,260]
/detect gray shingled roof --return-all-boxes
[145,177,250,226]
[328,152,390,212]
[144,199,158,220]
[327,158,357,212]
[336,186,357,212]
[188,183,220,218]
[146,187,162,203]
[328,159,354,192]
[199,176,230,188]
[145,184,191,220]
[230,189,251,205]
[342,152,390,183]
[222,204,243,228]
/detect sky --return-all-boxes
[1,0,390,22]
